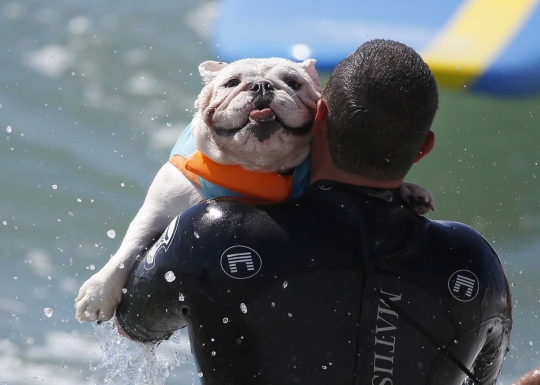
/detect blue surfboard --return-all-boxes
[210,0,540,95]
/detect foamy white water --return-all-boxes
[92,319,193,385]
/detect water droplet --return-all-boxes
[194,231,200,238]
[120,182,125,187]
[118,263,124,269]
[222,317,229,323]
[89,264,95,270]
[165,271,176,282]
[122,288,127,294]
[6,126,12,133]
[271,302,275,307]
[530,341,534,346]
[167,122,172,127]
[44,308,53,317]
[211,351,216,356]
[240,303,247,313]
[198,372,203,378]
[282,281,288,289]
[288,313,292,317]
[322,366,327,370]
[179,293,185,301]
[2,221,6,225]
[77,198,82,202]
[84,311,90,317]
[140,76,145,80]
[52,184,58,190]
[107,229,116,238]
[512,283,516,287]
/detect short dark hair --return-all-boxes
[322,39,439,181]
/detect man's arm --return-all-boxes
[116,215,188,342]
[467,317,512,385]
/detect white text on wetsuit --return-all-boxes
[372,290,402,385]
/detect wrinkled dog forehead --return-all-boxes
[219,59,307,80]
[199,57,322,91]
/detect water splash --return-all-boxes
[92,319,170,384]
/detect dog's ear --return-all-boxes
[199,61,229,84]
[300,59,322,92]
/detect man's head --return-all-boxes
[317,39,439,182]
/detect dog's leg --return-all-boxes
[75,162,203,322]
[400,182,435,215]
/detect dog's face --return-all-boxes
[192,58,322,172]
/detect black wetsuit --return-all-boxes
[117,180,512,385]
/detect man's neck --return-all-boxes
[309,133,403,188]
[308,118,403,189]
[310,166,403,189]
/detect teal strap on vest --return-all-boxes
[170,122,311,200]
[170,123,196,159]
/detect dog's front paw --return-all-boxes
[75,271,125,323]
[400,182,435,215]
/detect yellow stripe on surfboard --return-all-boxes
[421,0,539,90]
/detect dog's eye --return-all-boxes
[286,79,301,90]
[224,79,240,88]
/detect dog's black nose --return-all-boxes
[250,81,274,94]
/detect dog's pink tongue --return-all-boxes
[249,108,275,120]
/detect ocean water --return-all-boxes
[1,1,539,383]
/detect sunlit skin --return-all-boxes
[513,368,540,385]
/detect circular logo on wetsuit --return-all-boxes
[448,270,479,302]
[220,245,262,279]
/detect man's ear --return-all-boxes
[311,99,328,136]
[414,131,435,163]
[198,61,229,84]
[300,59,322,93]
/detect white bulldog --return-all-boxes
[75,57,434,323]
[75,58,324,322]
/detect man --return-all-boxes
[116,39,512,384]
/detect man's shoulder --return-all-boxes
[423,219,501,270]
[178,196,290,237]
[182,196,270,219]
[427,220,490,246]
